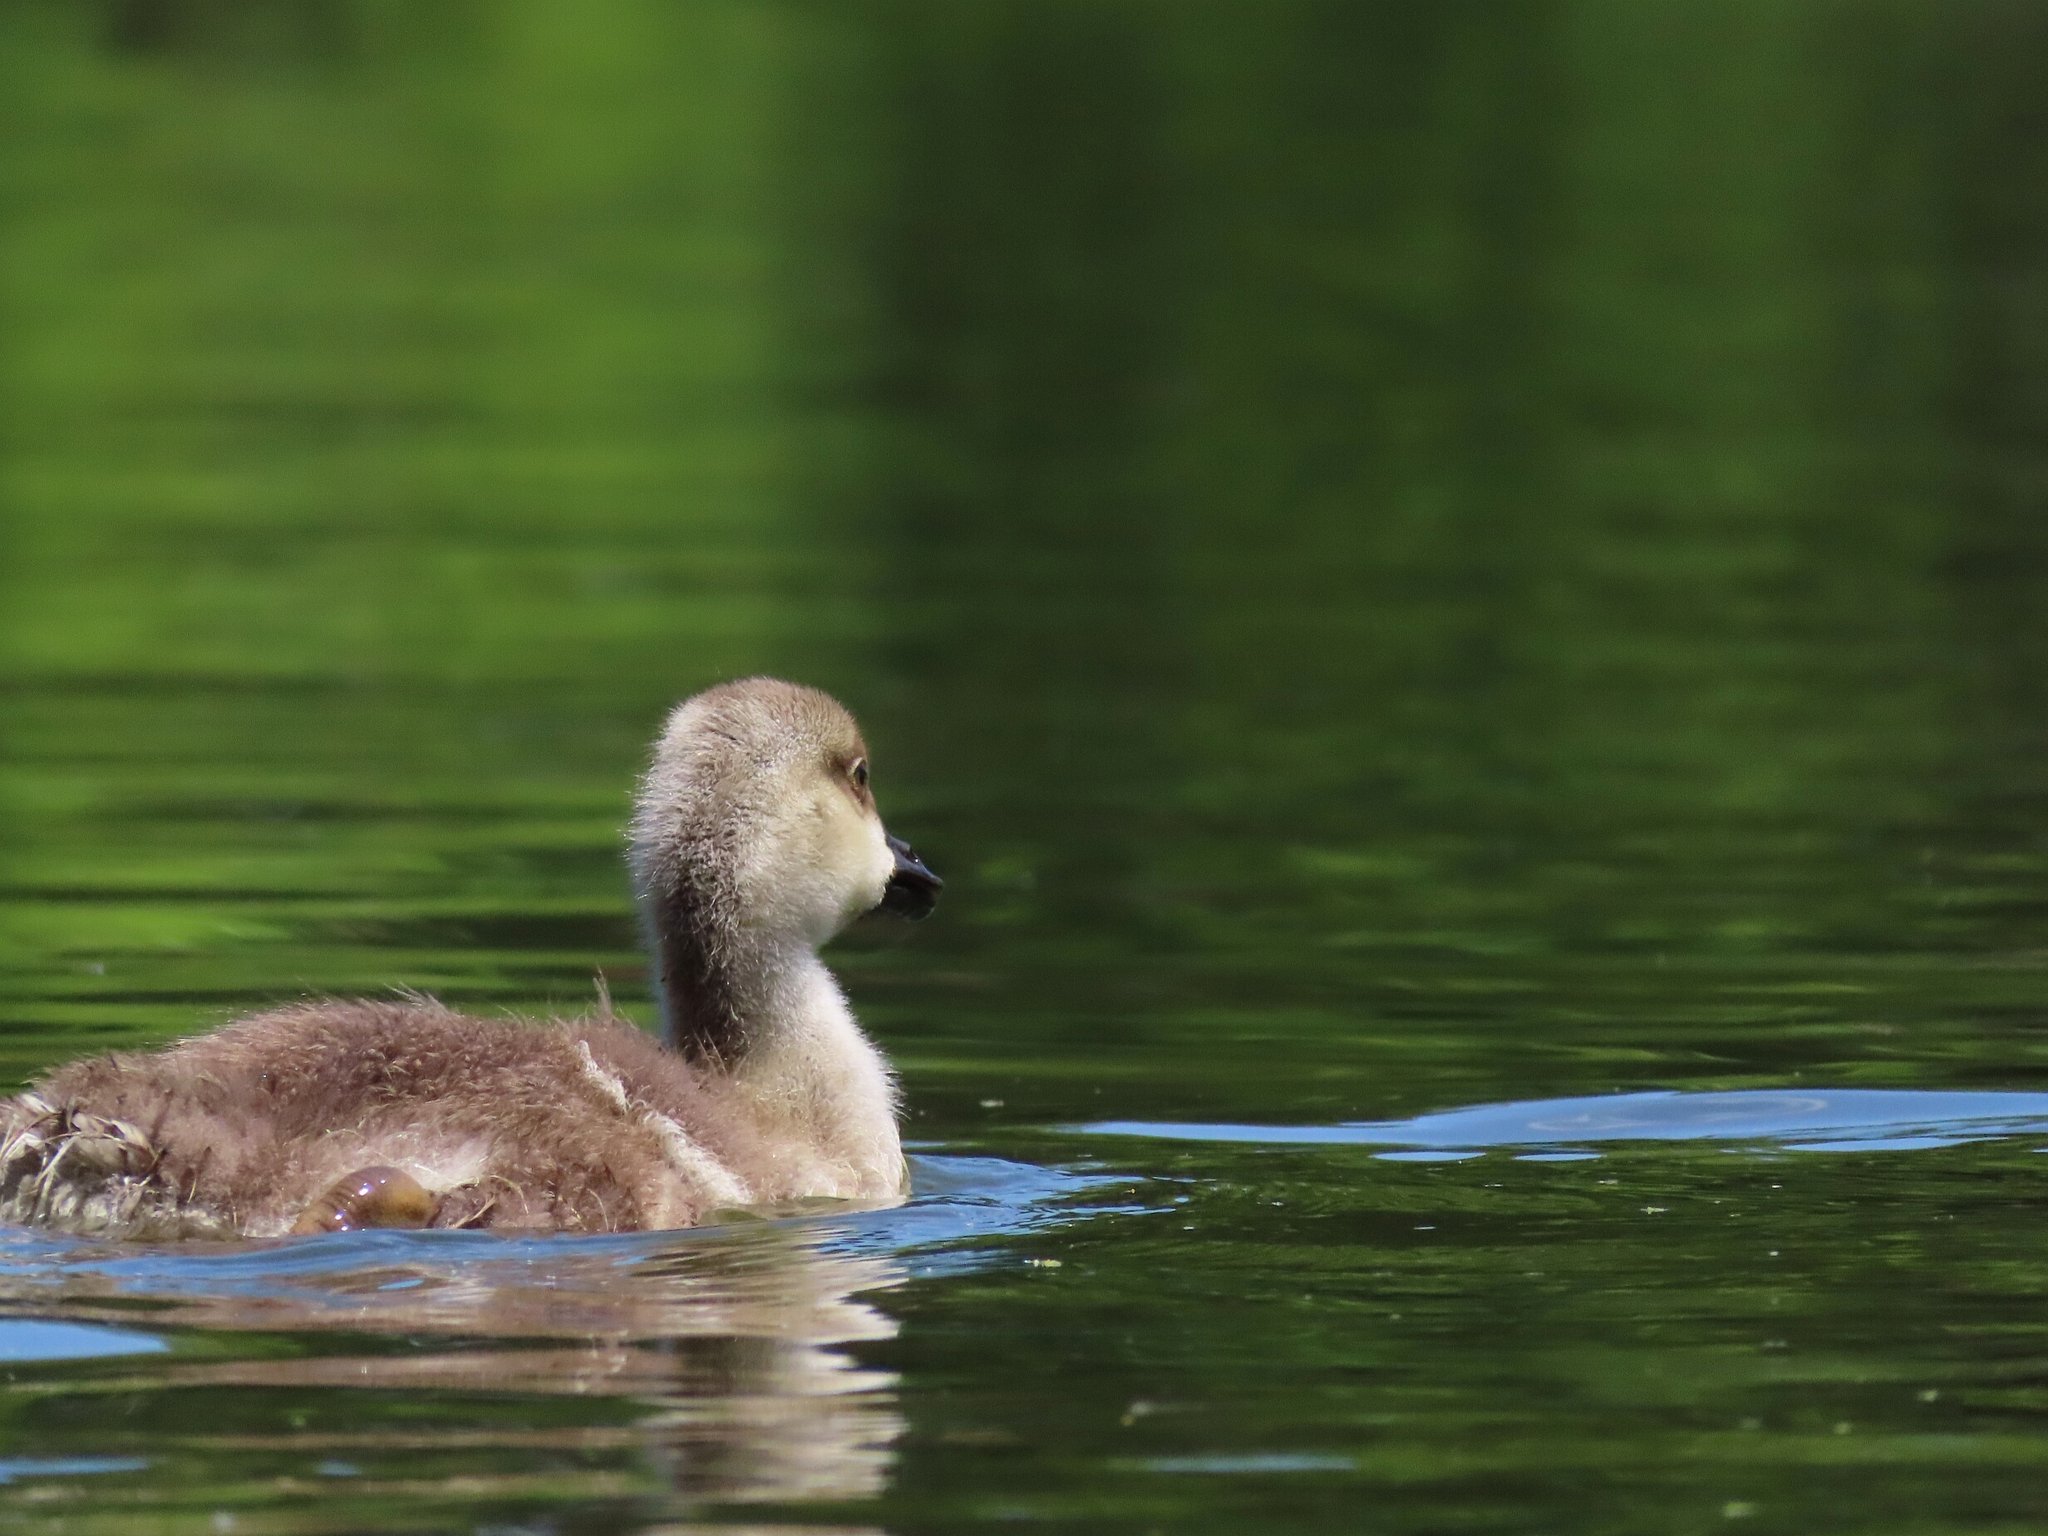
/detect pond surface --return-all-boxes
[4,2,2048,1532]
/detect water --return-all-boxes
[3,0,2048,1530]
[1091,1087,2048,1154]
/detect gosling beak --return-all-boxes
[880,833,942,920]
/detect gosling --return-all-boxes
[0,678,941,1239]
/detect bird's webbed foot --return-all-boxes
[291,1166,439,1235]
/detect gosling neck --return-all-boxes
[640,874,838,1070]
[639,868,904,1194]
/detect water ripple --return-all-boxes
[1081,1087,2048,1158]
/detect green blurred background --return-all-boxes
[4,3,2048,1531]
[4,0,2045,1115]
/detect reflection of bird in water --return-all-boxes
[0,679,942,1239]
[0,1219,906,1509]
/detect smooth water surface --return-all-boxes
[4,2,2048,1532]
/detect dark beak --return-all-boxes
[880,833,942,920]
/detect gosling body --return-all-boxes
[0,679,940,1239]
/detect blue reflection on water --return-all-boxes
[1084,1088,2048,1157]
[0,1458,149,1484]
[0,1319,167,1362]
[0,1153,1116,1323]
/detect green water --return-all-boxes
[5,1,2048,1530]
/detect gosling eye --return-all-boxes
[850,758,869,791]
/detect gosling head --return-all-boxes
[630,678,942,954]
